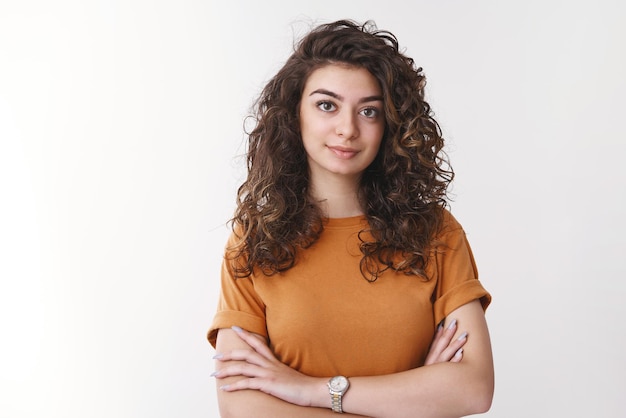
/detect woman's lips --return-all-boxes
[328,146,359,159]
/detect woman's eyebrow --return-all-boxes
[309,88,343,100]
[309,88,382,104]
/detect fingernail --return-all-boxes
[454,348,463,357]
[457,332,468,341]
[447,319,457,330]
[210,371,220,377]
[437,323,443,332]
[231,325,243,333]
[212,353,223,359]
[220,385,230,391]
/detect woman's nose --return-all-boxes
[335,112,359,139]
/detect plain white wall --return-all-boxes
[1,1,625,417]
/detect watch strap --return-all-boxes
[331,391,343,413]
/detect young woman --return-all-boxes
[208,20,494,417]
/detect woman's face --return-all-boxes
[299,64,385,184]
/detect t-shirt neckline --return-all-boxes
[323,215,368,229]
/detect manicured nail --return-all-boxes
[437,323,443,332]
[210,371,220,377]
[231,325,243,333]
[220,385,230,391]
[454,348,463,357]
[447,319,457,330]
[212,353,223,359]
[457,332,468,341]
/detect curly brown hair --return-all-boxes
[228,19,454,281]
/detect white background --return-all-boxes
[1,1,625,417]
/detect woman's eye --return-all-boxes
[360,107,379,118]
[317,101,336,112]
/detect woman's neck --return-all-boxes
[309,175,364,218]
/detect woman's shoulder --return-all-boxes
[440,207,463,231]
[433,207,468,246]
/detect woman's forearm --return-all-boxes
[332,361,493,418]
[214,330,371,417]
[310,301,494,417]
[217,387,370,418]
[218,359,491,418]
[215,300,493,418]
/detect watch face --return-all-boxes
[330,376,349,392]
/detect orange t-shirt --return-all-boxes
[208,210,490,378]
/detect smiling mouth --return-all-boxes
[328,146,359,159]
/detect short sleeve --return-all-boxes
[431,213,491,326]
[207,234,268,348]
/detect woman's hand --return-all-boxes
[424,318,468,366]
[212,326,324,407]
[213,319,467,408]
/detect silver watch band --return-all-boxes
[331,392,343,413]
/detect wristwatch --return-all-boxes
[327,375,350,413]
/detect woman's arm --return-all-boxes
[214,329,369,418]
[340,300,494,417]
[214,299,491,418]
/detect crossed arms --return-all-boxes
[212,299,493,418]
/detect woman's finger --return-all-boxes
[230,326,278,361]
[215,347,271,368]
[213,361,267,380]
[424,319,470,365]
[450,348,463,363]
[438,331,468,361]
[425,319,458,364]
